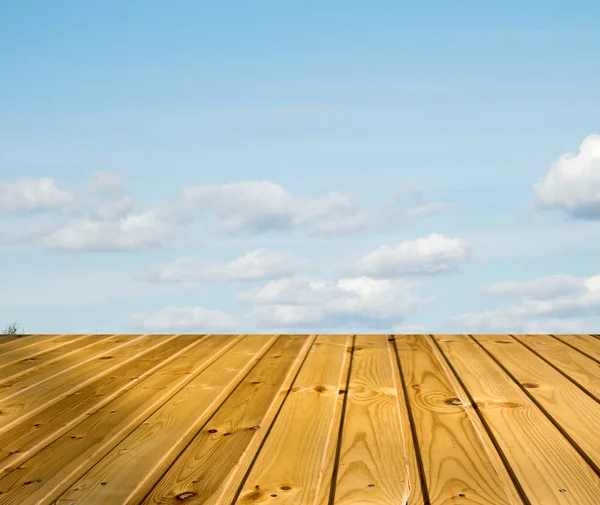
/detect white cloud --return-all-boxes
[482,274,586,300]
[146,249,312,283]
[351,233,469,277]
[0,177,72,213]
[534,134,600,218]
[454,273,600,332]
[239,276,429,328]
[180,181,446,236]
[42,210,173,252]
[131,306,240,332]
[35,172,178,252]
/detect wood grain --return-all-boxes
[234,334,352,505]
[514,334,600,401]
[474,334,600,470]
[0,334,242,505]
[437,334,600,505]
[553,335,600,362]
[332,334,411,505]
[397,334,521,505]
[0,334,204,474]
[0,334,169,433]
[1,334,599,505]
[141,334,314,505]
[0,333,113,383]
[55,334,278,505]
[0,334,86,364]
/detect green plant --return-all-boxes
[2,322,23,335]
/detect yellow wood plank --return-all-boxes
[140,334,314,505]
[55,334,277,505]
[233,334,352,505]
[0,334,242,505]
[0,334,171,434]
[387,335,426,505]
[436,334,600,505]
[553,335,600,362]
[313,337,353,505]
[0,334,136,400]
[0,334,206,474]
[398,335,522,505]
[0,333,115,382]
[515,334,600,401]
[332,334,412,505]
[0,335,39,351]
[474,334,600,471]
[0,334,88,363]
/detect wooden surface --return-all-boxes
[0,334,598,505]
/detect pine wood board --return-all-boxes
[0,334,598,505]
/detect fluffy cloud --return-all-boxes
[131,306,240,332]
[40,172,175,252]
[238,276,429,328]
[146,249,312,283]
[351,233,469,277]
[454,273,600,332]
[534,134,600,218]
[42,210,173,251]
[180,181,445,236]
[0,177,72,213]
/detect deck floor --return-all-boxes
[0,333,599,504]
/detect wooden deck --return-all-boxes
[0,334,599,504]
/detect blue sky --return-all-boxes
[1,1,600,334]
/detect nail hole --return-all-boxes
[559,489,566,493]
[271,494,277,497]
[207,429,218,433]
[367,484,375,487]
[101,482,107,486]
[280,485,291,490]
[459,493,465,497]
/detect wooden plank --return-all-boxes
[332,334,411,505]
[397,335,522,505]
[0,334,206,474]
[233,334,352,505]
[54,334,278,505]
[0,335,32,349]
[388,335,426,505]
[0,334,242,505]
[314,337,353,505]
[0,334,87,363]
[435,334,600,505]
[140,334,314,505]
[0,333,114,382]
[553,335,600,362]
[0,334,136,401]
[515,334,600,401]
[0,334,170,433]
[473,334,600,471]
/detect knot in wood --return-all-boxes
[522,383,539,389]
[177,491,196,500]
